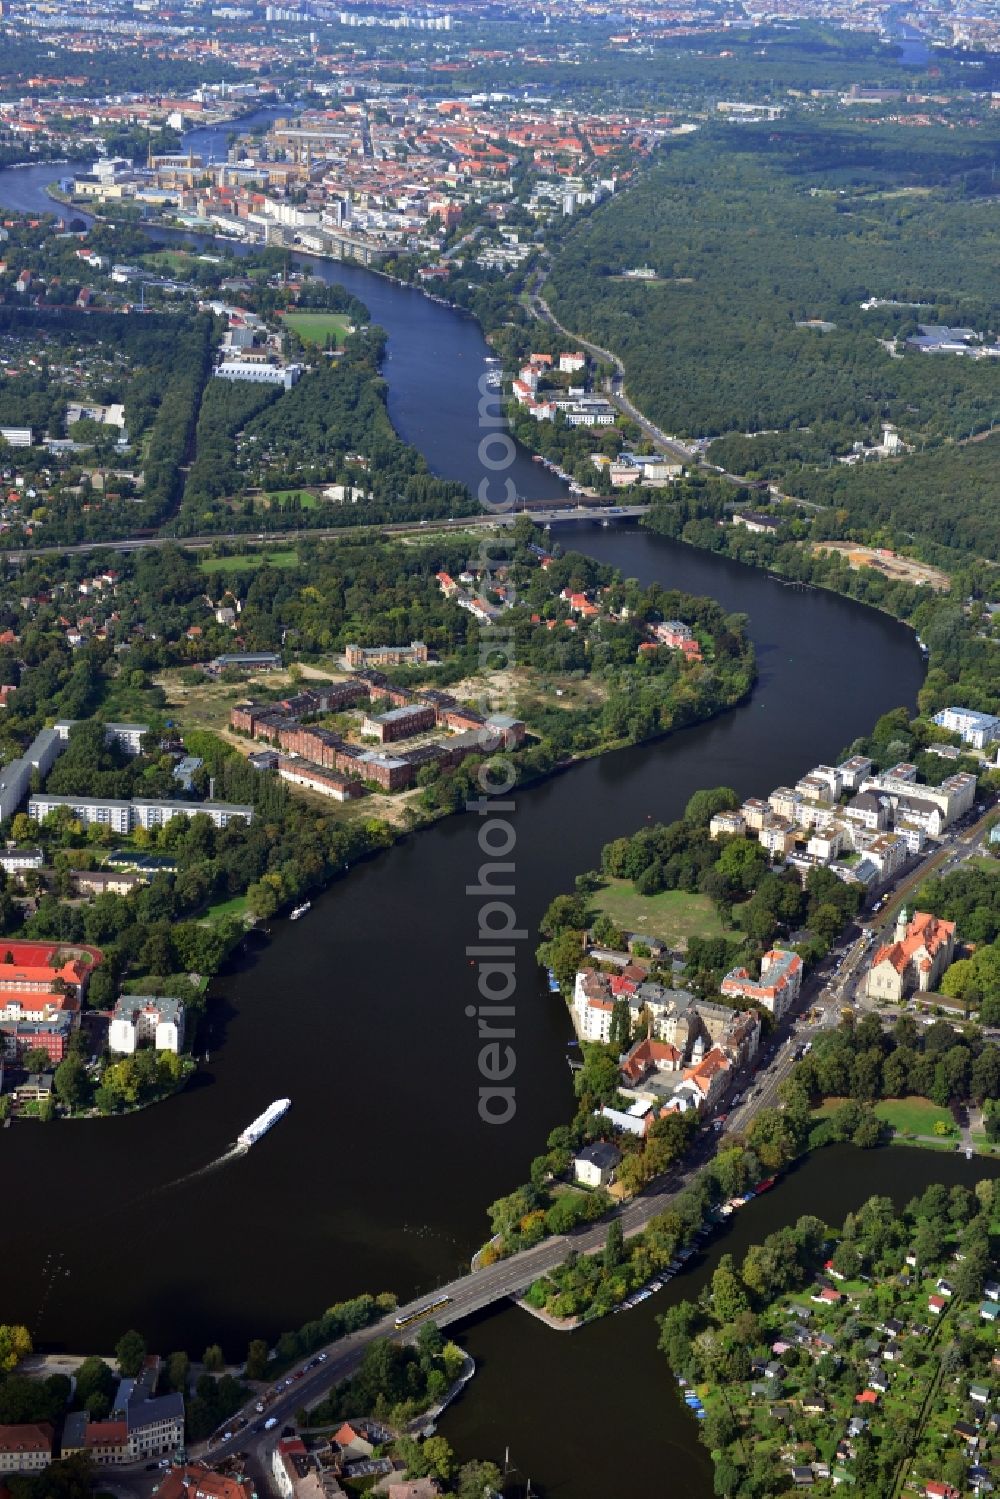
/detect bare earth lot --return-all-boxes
[814,541,950,591]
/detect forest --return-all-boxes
[643,479,1000,717]
[547,122,1000,446]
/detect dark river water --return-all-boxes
[0,137,955,1499]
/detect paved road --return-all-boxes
[0,506,649,564]
[527,274,696,471]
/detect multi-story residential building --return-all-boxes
[28,795,253,832]
[721,948,803,1019]
[709,810,747,839]
[865,909,957,1002]
[109,995,185,1055]
[0,1424,53,1474]
[741,797,771,831]
[844,791,890,831]
[0,1012,74,1064]
[856,830,909,880]
[892,795,945,837]
[0,727,63,823]
[932,706,1000,750]
[768,787,802,820]
[758,814,797,856]
[0,847,44,874]
[53,720,149,755]
[807,827,846,862]
[859,769,976,826]
[838,754,874,791]
[62,1380,184,1466]
[361,704,436,743]
[343,640,429,668]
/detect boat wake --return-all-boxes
[158,1142,246,1193]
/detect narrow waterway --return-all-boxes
[0,141,944,1499]
[440,1146,1000,1499]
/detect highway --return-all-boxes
[0,505,649,564]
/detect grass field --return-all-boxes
[261,488,319,509]
[281,311,353,347]
[814,1095,955,1135]
[202,893,249,925]
[140,249,198,275]
[590,879,729,949]
[199,550,299,573]
[875,1097,956,1135]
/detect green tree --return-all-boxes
[245,1340,269,1381]
[53,1054,88,1112]
[74,1356,115,1414]
[711,1255,748,1324]
[167,1351,190,1393]
[456,1460,504,1499]
[114,1330,146,1378]
[202,1344,225,1372]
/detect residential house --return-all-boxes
[721,949,803,1019]
[0,1424,53,1474]
[572,1141,621,1187]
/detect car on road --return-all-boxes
[317,1353,328,1362]
[222,1431,233,1442]
[264,1418,278,1430]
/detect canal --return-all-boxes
[0,139,952,1499]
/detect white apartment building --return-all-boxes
[53,720,149,756]
[860,769,976,826]
[28,794,253,831]
[109,995,185,1055]
[933,706,1000,750]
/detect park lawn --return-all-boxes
[202,893,249,925]
[813,1095,955,1135]
[876,1097,956,1134]
[590,879,730,950]
[198,550,299,573]
[281,311,353,346]
[140,249,200,275]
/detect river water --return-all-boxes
[0,137,953,1499]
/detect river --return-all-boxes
[0,140,947,1499]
